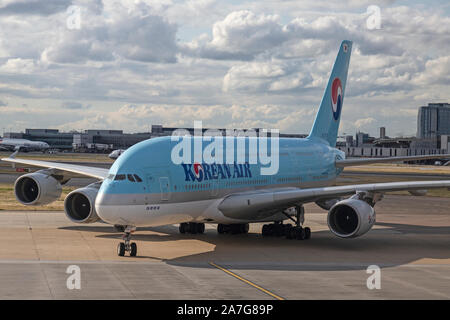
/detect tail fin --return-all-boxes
[308,40,352,146]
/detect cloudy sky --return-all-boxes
[0,0,449,137]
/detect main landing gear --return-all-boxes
[217,223,249,235]
[117,225,137,257]
[179,222,205,234]
[261,205,311,240]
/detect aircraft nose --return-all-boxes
[95,182,122,225]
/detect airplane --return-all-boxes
[0,137,50,152]
[109,149,126,160]
[2,40,450,257]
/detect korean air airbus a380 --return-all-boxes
[3,40,450,257]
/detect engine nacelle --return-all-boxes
[64,186,101,223]
[327,198,376,238]
[14,172,62,205]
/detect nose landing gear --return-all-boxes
[117,225,137,257]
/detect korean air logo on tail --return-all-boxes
[331,77,343,121]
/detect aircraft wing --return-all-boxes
[336,154,450,168]
[218,180,450,219]
[1,157,109,180]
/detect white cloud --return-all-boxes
[413,55,450,85]
[0,58,41,74]
[43,3,178,64]
[58,103,317,134]
[355,117,376,128]
[0,1,449,137]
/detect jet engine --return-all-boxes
[327,198,376,238]
[14,172,62,205]
[64,185,101,223]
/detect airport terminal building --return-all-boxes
[4,125,306,152]
[4,129,75,150]
[3,102,449,158]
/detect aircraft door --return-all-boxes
[159,177,170,201]
[210,176,219,197]
[145,167,171,201]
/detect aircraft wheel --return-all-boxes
[304,227,311,240]
[117,242,125,256]
[274,224,284,237]
[286,226,293,239]
[262,224,269,237]
[296,227,305,240]
[241,223,249,234]
[189,223,197,234]
[179,223,187,234]
[229,224,239,234]
[217,224,225,234]
[197,223,205,234]
[284,224,293,238]
[130,243,137,256]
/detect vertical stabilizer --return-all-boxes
[307,40,352,146]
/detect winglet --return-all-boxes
[9,150,19,159]
[6,150,19,169]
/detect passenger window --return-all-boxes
[127,174,135,182]
[114,174,126,181]
[134,174,143,182]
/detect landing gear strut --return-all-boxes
[117,226,137,256]
[261,205,311,240]
[179,223,205,234]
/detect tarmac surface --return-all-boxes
[0,195,449,299]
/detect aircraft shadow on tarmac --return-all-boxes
[59,222,450,271]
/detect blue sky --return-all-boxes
[0,0,449,137]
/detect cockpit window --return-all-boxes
[114,174,126,181]
[113,173,142,182]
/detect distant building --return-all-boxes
[73,130,152,151]
[441,135,450,151]
[5,129,75,150]
[72,126,307,151]
[417,103,450,139]
[356,132,371,147]
[379,127,386,139]
[345,135,354,147]
[4,125,307,152]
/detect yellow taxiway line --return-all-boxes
[209,262,285,300]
